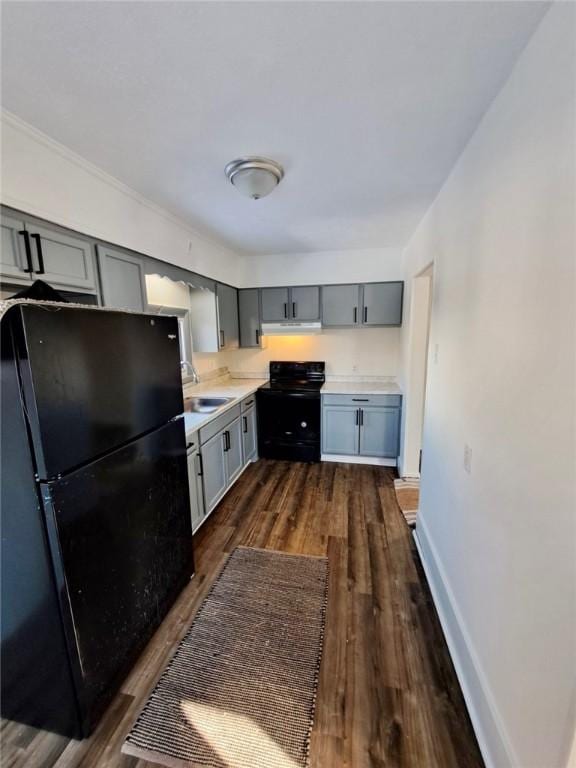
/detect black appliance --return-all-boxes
[0,304,194,739]
[257,361,325,462]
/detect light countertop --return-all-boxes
[182,377,267,435]
[321,380,402,395]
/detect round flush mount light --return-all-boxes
[225,157,284,200]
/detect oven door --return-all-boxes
[257,390,321,461]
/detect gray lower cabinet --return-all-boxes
[1,214,28,281]
[187,445,205,532]
[97,245,147,311]
[238,288,261,347]
[261,287,289,322]
[291,286,320,320]
[321,284,361,327]
[224,417,243,485]
[358,406,401,457]
[216,283,239,350]
[241,405,257,463]
[322,395,401,459]
[361,282,403,326]
[322,406,359,455]
[201,430,228,513]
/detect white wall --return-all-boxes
[0,112,244,286]
[224,327,400,379]
[402,5,575,767]
[240,247,403,287]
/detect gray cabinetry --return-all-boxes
[201,430,228,513]
[241,402,257,463]
[97,245,147,311]
[1,214,28,280]
[358,406,401,457]
[322,393,402,459]
[322,406,359,455]
[216,283,239,350]
[291,286,320,320]
[321,284,361,327]
[238,288,261,347]
[261,287,289,322]
[361,282,403,326]
[224,417,243,485]
[187,442,205,533]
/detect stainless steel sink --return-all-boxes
[184,396,233,414]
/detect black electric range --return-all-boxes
[257,361,325,462]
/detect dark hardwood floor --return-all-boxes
[1,460,484,768]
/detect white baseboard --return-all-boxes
[321,454,397,467]
[414,518,517,768]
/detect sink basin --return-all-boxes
[184,396,233,414]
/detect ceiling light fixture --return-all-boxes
[225,157,284,200]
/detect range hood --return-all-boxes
[261,321,322,336]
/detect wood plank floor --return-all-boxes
[1,460,484,768]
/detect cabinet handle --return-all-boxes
[353,306,357,323]
[186,441,195,450]
[292,302,297,318]
[360,408,364,426]
[364,306,368,323]
[244,399,254,407]
[255,329,260,345]
[352,398,369,402]
[19,231,34,273]
[220,329,225,348]
[30,233,45,275]
[283,302,288,318]
[243,416,248,433]
[222,432,228,452]
[197,453,204,476]
[355,409,359,426]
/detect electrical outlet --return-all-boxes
[463,444,472,474]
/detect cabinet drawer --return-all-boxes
[199,404,241,445]
[322,393,401,408]
[240,395,256,412]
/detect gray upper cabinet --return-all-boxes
[321,284,361,327]
[238,288,261,348]
[361,282,403,326]
[291,286,320,320]
[216,283,239,350]
[322,405,359,455]
[261,287,289,322]
[1,214,28,281]
[25,224,96,291]
[358,406,401,457]
[97,245,147,312]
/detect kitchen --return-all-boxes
[1,3,574,768]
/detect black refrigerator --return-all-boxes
[1,304,194,738]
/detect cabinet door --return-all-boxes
[261,287,289,322]
[224,417,243,485]
[361,282,404,326]
[201,431,227,513]
[241,406,257,464]
[216,283,239,350]
[359,407,401,457]
[98,246,147,312]
[291,286,320,320]
[238,288,261,347]
[321,284,361,327]
[26,224,96,290]
[0,214,30,282]
[322,405,359,455]
[187,449,203,532]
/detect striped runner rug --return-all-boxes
[122,546,328,768]
[394,477,420,526]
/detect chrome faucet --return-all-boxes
[181,360,200,384]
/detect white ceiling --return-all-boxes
[1,1,548,256]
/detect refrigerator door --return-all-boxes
[41,418,193,735]
[15,305,184,479]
